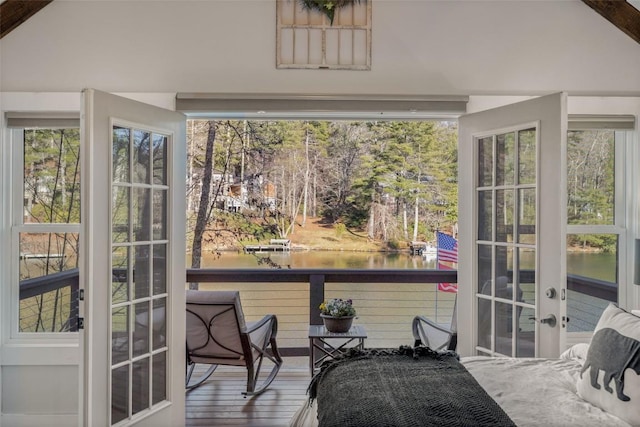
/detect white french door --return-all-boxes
[458,93,567,358]
[80,89,186,426]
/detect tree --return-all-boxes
[184,118,460,253]
[190,121,217,289]
[567,130,614,225]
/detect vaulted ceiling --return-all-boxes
[0,0,52,39]
[1,0,639,43]
[583,0,640,44]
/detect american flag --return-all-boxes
[437,231,458,293]
[436,231,458,263]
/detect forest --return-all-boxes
[185,120,459,265]
[18,123,617,270]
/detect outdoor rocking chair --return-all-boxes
[185,290,283,396]
[412,296,458,352]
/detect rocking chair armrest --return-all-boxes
[412,315,453,335]
[412,315,454,346]
[246,314,277,335]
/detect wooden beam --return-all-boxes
[582,0,640,44]
[1,0,53,39]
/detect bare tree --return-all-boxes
[189,122,216,289]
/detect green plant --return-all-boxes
[335,223,347,239]
[387,239,400,250]
[298,0,361,25]
[319,298,356,317]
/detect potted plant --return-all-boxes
[319,298,356,333]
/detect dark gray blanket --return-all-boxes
[309,346,516,427]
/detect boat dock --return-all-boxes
[409,241,436,257]
[244,239,291,253]
[20,253,65,260]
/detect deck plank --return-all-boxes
[185,363,311,427]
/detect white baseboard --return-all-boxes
[1,413,78,427]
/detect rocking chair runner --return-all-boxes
[412,296,458,351]
[185,290,283,396]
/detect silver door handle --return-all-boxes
[529,314,557,327]
[539,314,557,327]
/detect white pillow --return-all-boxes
[576,303,640,426]
[560,343,590,364]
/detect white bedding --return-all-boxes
[290,347,632,427]
[462,355,629,427]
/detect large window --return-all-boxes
[566,127,628,333]
[12,127,81,333]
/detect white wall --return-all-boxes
[0,0,639,96]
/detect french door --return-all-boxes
[80,89,186,426]
[458,93,567,358]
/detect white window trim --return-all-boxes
[565,127,633,310]
[3,127,80,346]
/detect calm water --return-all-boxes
[201,250,438,269]
[566,251,617,283]
[200,250,616,282]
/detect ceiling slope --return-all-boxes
[0,1,638,44]
[1,0,53,39]
[582,0,640,44]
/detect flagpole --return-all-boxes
[435,230,439,322]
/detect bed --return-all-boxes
[290,304,640,427]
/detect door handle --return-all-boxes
[539,314,556,327]
[528,314,557,327]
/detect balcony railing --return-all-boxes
[19,268,80,332]
[186,268,458,355]
[18,268,617,342]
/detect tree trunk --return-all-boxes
[190,121,216,290]
[368,193,375,239]
[187,121,195,212]
[413,196,419,242]
[382,199,388,242]
[402,200,408,239]
[312,171,317,217]
[302,128,310,227]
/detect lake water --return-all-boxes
[200,250,617,282]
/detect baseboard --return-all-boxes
[1,413,78,427]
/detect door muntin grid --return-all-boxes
[476,126,538,357]
[111,124,169,425]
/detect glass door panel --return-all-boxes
[478,191,493,241]
[517,247,536,305]
[516,306,535,357]
[496,132,515,186]
[475,125,538,357]
[111,123,170,424]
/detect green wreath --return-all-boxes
[298,0,361,25]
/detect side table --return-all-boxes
[308,324,367,375]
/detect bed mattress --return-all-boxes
[290,349,631,427]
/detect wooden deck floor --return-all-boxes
[185,359,311,427]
